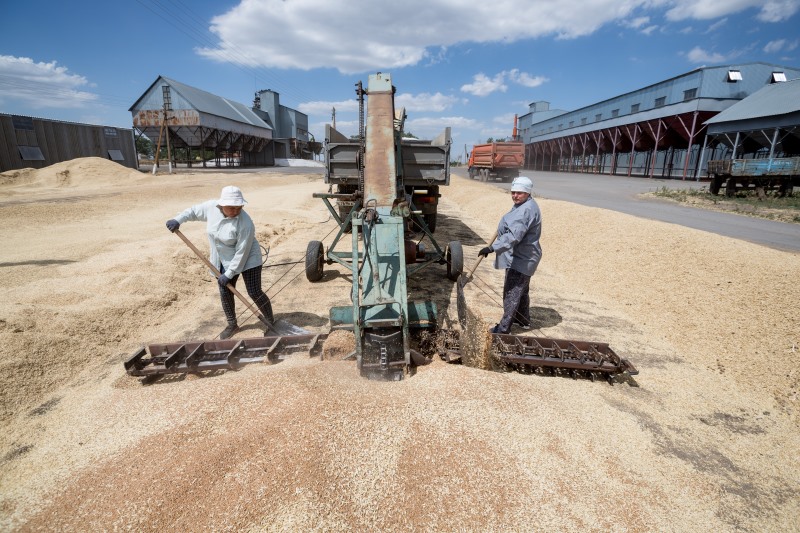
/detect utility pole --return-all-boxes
[332,107,336,129]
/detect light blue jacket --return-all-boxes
[491,196,542,277]
[174,200,262,279]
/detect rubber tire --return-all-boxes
[725,176,737,197]
[446,240,463,281]
[424,213,437,233]
[305,240,324,282]
[709,175,722,195]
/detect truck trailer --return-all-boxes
[467,141,525,182]
[707,157,799,197]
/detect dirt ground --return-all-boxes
[1,157,798,531]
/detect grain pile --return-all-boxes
[1,158,798,531]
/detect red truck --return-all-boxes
[467,141,525,182]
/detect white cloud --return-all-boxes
[506,69,549,88]
[626,16,651,29]
[686,46,727,63]
[764,38,800,53]
[757,0,800,21]
[461,70,548,96]
[196,0,656,74]
[395,92,461,112]
[641,25,659,35]
[764,39,787,53]
[461,73,507,97]
[705,17,728,33]
[404,115,478,139]
[0,55,97,109]
[665,0,799,22]
[298,98,358,115]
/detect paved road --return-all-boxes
[452,168,799,253]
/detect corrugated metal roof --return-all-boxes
[129,76,272,131]
[161,77,272,130]
[705,78,800,125]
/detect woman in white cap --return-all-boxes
[165,185,272,339]
[477,176,542,334]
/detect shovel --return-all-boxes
[173,229,309,336]
[456,231,497,328]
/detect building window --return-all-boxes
[611,109,619,118]
[595,113,602,122]
[683,88,697,101]
[12,115,34,131]
[569,121,574,127]
[771,72,787,83]
[558,124,563,130]
[581,117,587,125]
[108,150,125,161]
[727,69,742,82]
[18,146,45,161]
[654,96,666,108]
[631,103,640,114]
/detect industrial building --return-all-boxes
[518,62,800,179]
[129,76,311,167]
[0,114,137,172]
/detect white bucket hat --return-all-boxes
[217,185,247,206]
[510,176,533,194]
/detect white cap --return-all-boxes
[510,176,533,194]
[217,185,247,206]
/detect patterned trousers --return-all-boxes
[497,267,532,334]
[218,265,274,326]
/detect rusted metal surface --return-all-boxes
[124,334,327,377]
[438,330,637,383]
[363,77,397,206]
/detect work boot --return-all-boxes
[219,324,239,340]
[513,320,532,330]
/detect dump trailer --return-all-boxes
[468,142,525,182]
[325,119,451,232]
[707,157,799,197]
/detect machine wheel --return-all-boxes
[725,176,737,197]
[446,240,463,281]
[468,167,475,179]
[424,213,437,233]
[305,240,324,282]
[709,175,722,195]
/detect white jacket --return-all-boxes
[174,200,262,279]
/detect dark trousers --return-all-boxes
[497,268,531,333]
[218,265,273,326]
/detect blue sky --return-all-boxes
[1,0,799,157]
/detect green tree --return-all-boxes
[135,136,154,158]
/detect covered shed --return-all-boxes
[130,76,275,167]
[703,77,800,161]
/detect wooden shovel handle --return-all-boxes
[173,229,273,330]
[467,231,497,279]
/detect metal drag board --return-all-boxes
[124,333,327,377]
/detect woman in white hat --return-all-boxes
[477,176,542,334]
[166,185,272,339]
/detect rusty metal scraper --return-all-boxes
[456,231,496,327]
[174,229,309,336]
